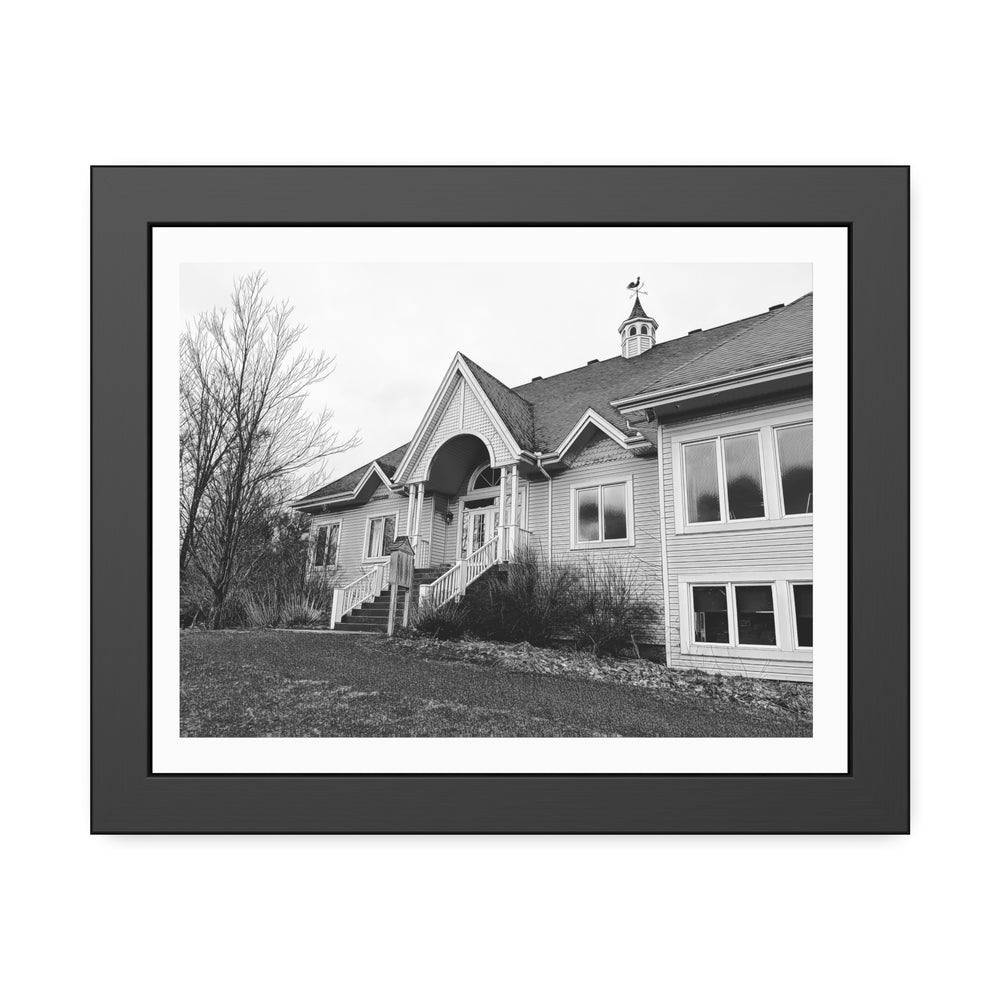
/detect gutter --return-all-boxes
[611,356,813,411]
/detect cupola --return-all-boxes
[619,292,658,358]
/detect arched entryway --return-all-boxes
[415,434,527,565]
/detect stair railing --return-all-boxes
[330,562,389,627]
[418,534,499,614]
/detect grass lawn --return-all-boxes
[181,631,811,738]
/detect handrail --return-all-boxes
[330,562,388,626]
[419,534,500,613]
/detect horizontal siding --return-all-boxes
[543,444,665,645]
[308,491,409,587]
[662,396,813,682]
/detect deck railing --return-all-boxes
[419,534,499,613]
[330,562,389,627]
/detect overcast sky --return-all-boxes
[180,261,811,483]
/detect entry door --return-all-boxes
[462,504,499,557]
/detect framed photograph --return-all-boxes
[91,166,908,833]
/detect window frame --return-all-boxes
[773,419,814,519]
[671,408,813,535]
[569,473,635,550]
[681,430,770,528]
[789,580,814,650]
[689,581,779,651]
[468,462,502,493]
[678,572,813,662]
[361,512,398,562]
[310,518,342,568]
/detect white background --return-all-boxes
[1,1,995,998]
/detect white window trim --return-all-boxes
[671,409,813,535]
[789,580,813,650]
[678,572,812,662]
[773,419,814,519]
[467,461,502,493]
[310,517,342,568]
[569,473,634,550]
[361,512,397,563]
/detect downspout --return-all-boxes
[534,452,552,565]
[656,423,672,669]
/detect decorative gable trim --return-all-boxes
[540,408,649,464]
[393,353,523,485]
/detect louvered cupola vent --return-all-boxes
[618,289,658,359]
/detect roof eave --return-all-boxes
[612,357,813,413]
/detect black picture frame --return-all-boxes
[91,166,908,834]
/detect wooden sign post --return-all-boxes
[385,537,415,637]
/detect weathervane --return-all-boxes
[625,275,647,298]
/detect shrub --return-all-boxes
[412,600,469,640]
[572,558,655,657]
[466,548,581,646]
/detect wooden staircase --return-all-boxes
[334,564,454,634]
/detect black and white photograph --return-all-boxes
[177,254,816,742]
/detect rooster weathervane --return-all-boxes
[626,276,647,299]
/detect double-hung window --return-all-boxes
[571,477,633,548]
[683,432,767,525]
[691,583,778,648]
[363,514,397,560]
[312,522,340,567]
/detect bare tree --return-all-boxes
[180,271,358,626]
[180,312,231,574]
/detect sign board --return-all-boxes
[387,536,415,588]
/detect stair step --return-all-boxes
[336,620,386,633]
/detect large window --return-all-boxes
[312,522,340,567]
[676,416,812,531]
[776,423,813,515]
[690,582,778,648]
[571,478,633,548]
[683,432,766,524]
[363,514,397,560]
[683,578,812,657]
[792,583,813,648]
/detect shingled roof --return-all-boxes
[460,353,537,451]
[296,442,409,504]
[294,293,811,505]
[627,293,812,399]
[511,308,779,448]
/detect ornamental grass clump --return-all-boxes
[412,600,470,640]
